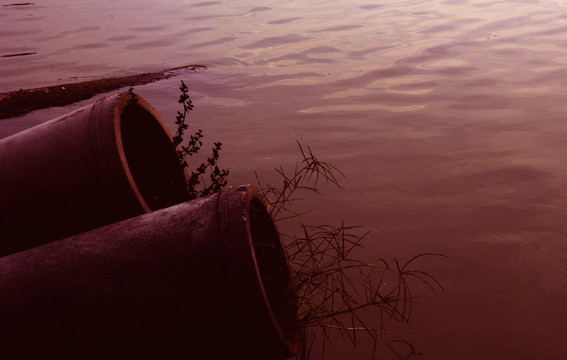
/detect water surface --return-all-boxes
[1,0,567,359]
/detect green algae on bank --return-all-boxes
[0,65,206,120]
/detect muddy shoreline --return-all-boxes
[0,65,206,120]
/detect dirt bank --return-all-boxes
[0,65,206,119]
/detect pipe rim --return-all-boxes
[226,185,298,358]
[113,93,152,212]
[98,92,189,213]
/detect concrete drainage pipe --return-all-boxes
[0,92,190,256]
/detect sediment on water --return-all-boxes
[0,65,206,119]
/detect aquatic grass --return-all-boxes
[255,135,343,222]
[254,137,446,360]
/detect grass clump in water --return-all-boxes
[170,82,445,359]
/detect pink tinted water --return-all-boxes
[1,0,567,359]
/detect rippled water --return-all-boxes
[2,0,567,359]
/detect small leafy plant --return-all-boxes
[172,80,229,199]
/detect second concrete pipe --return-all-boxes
[0,185,297,359]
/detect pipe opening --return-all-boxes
[120,104,189,210]
[249,199,298,345]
